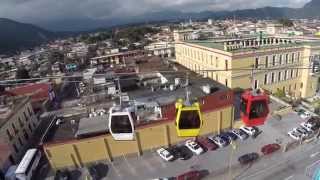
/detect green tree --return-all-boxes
[278,18,294,27]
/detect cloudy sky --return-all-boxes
[0,0,310,23]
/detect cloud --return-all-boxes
[0,0,310,23]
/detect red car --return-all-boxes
[261,143,281,155]
[176,170,209,180]
[196,137,218,151]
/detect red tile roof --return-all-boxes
[9,83,51,102]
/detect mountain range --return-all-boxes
[36,0,320,31]
[0,0,320,54]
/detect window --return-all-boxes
[23,129,29,140]
[225,60,228,70]
[13,144,18,153]
[284,70,288,80]
[254,80,258,89]
[272,55,276,66]
[286,70,290,80]
[6,129,13,140]
[225,79,228,87]
[291,53,295,63]
[28,124,33,132]
[12,123,18,134]
[265,56,269,68]
[286,54,289,64]
[271,73,275,83]
[18,118,23,127]
[294,83,297,90]
[297,52,300,62]
[28,107,32,117]
[178,110,201,129]
[255,57,259,68]
[23,112,28,121]
[278,72,281,82]
[279,54,282,65]
[290,69,294,78]
[301,83,303,89]
[18,137,23,146]
[264,74,268,85]
[296,69,299,77]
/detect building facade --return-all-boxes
[0,96,39,164]
[175,37,320,98]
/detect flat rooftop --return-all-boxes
[186,37,320,53]
[44,56,231,143]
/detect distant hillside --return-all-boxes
[34,0,320,31]
[0,18,57,54]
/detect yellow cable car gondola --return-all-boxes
[175,89,203,137]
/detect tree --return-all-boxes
[278,18,294,27]
[16,67,30,79]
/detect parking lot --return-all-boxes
[93,112,311,179]
[42,110,319,180]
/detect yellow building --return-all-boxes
[175,37,320,98]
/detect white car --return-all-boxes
[298,110,311,119]
[293,127,309,137]
[288,130,302,140]
[300,122,314,132]
[185,140,204,155]
[231,129,248,140]
[208,135,227,147]
[156,148,174,161]
[240,126,256,136]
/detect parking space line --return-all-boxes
[110,161,122,177]
[122,155,138,176]
[140,157,156,172]
[284,175,293,180]
[310,151,320,158]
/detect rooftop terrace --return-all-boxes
[186,36,320,53]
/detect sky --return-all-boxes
[0,0,311,23]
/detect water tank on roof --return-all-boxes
[175,78,180,86]
[202,85,211,94]
[169,84,175,91]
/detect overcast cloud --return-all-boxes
[0,0,310,23]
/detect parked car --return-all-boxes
[196,137,218,151]
[231,129,249,140]
[240,126,257,136]
[288,130,302,140]
[157,147,174,161]
[221,131,238,141]
[176,170,209,180]
[174,146,193,160]
[261,144,281,155]
[185,140,204,155]
[207,135,227,148]
[300,121,315,132]
[55,170,70,180]
[298,109,311,119]
[307,117,320,130]
[293,127,310,137]
[238,153,259,165]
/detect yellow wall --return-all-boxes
[44,106,233,170]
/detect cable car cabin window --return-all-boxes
[240,98,247,115]
[110,115,132,133]
[249,100,268,119]
[179,110,200,129]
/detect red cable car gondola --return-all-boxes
[240,89,269,127]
